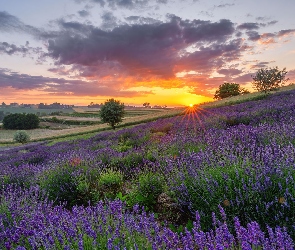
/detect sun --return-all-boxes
[189,104,193,107]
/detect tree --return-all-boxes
[252,67,288,93]
[143,102,150,108]
[99,99,125,129]
[214,82,248,100]
[3,113,39,130]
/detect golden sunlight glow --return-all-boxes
[2,86,213,107]
[126,86,213,107]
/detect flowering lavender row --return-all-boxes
[0,186,293,249]
[1,89,295,248]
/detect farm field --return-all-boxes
[1,89,295,249]
[0,108,182,143]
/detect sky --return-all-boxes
[0,0,295,107]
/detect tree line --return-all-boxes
[214,66,289,100]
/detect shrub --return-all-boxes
[13,130,30,144]
[39,165,99,207]
[98,168,124,199]
[128,172,165,210]
[3,113,39,130]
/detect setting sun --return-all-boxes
[189,104,193,107]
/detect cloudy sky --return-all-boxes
[0,0,295,106]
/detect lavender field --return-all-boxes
[1,89,295,249]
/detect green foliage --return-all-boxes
[99,98,125,129]
[173,163,295,234]
[39,165,99,207]
[128,172,165,210]
[98,169,124,199]
[3,113,39,130]
[13,130,30,144]
[214,82,248,100]
[252,66,288,93]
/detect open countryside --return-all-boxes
[1,0,295,249]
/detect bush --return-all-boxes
[13,130,30,144]
[98,169,124,199]
[40,164,99,207]
[128,172,165,210]
[3,113,39,130]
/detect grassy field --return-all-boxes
[0,108,183,143]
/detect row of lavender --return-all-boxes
[1,89,295,249]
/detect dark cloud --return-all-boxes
[0,41,45,62]
[278,29,295,37]
[245,28,295,44]
[181,18,235,43]
[101,12,119,29]
[78,10,90,17]
[266,20,278,26]
[0,42,29,55]
[250,61,271,69]
[0,68,150,97]
[217,68,243,76]
[246,30,261,41]
[237,22,260,30]
[45,17,238,83]
[125,16,161,25]
[72,0,166,9]
[0,11,40,35]
[238,20,278,32]
[214,3,234,8]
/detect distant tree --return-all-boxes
[99,99,125,129]
[143,102,150,108]
[214,82,248,100]
[3,113,39,130]
[252,67,288,93]
[1,102,6,107]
